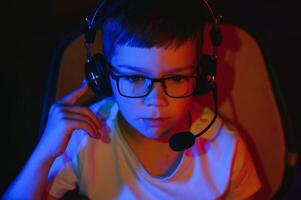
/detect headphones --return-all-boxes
[84,0,222,99]
[84,0,222,151]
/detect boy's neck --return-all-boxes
[117,112,188,177]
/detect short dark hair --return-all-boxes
[101,0,207,60]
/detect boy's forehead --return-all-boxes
[110,40,198,72]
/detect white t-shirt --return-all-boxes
[46,97,261,199]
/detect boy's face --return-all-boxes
[109,40,198,139]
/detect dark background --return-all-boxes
[1,0,300,198]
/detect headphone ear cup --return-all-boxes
[194,54,217,95]
[85,53,113,98]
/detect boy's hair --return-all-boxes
[101,0,207,60]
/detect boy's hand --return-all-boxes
[37,80,105,160]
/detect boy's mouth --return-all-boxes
[141,118,169,127]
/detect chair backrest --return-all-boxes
[202,24,287,199]
[41,24,291,199]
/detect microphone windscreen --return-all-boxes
[169,132,195,151]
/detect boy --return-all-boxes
[3,0,261,199]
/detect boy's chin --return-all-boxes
[139,127,171,140]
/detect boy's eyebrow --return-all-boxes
[114,64,196,74]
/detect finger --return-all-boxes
[63,112,100,139]
[57,80,89,105]
[63,105,104,130]
[64,117,100,139]
[64,110,111,143]
[63,109,110,143]
[98,126,111,143]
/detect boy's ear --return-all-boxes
[194,54,216,95]
[85,53,113,98]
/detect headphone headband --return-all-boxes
[84,0,222,60]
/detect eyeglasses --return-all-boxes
[110,73,198,98]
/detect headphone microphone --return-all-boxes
[169,85,218,151]
[84,0,222,152]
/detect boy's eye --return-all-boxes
[169,75,186,82]
[124,76,145,83]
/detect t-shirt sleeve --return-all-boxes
[224,136,262,199]
[46,130,86,198]
[46,155,78,198]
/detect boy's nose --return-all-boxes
[143,82,168,107]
